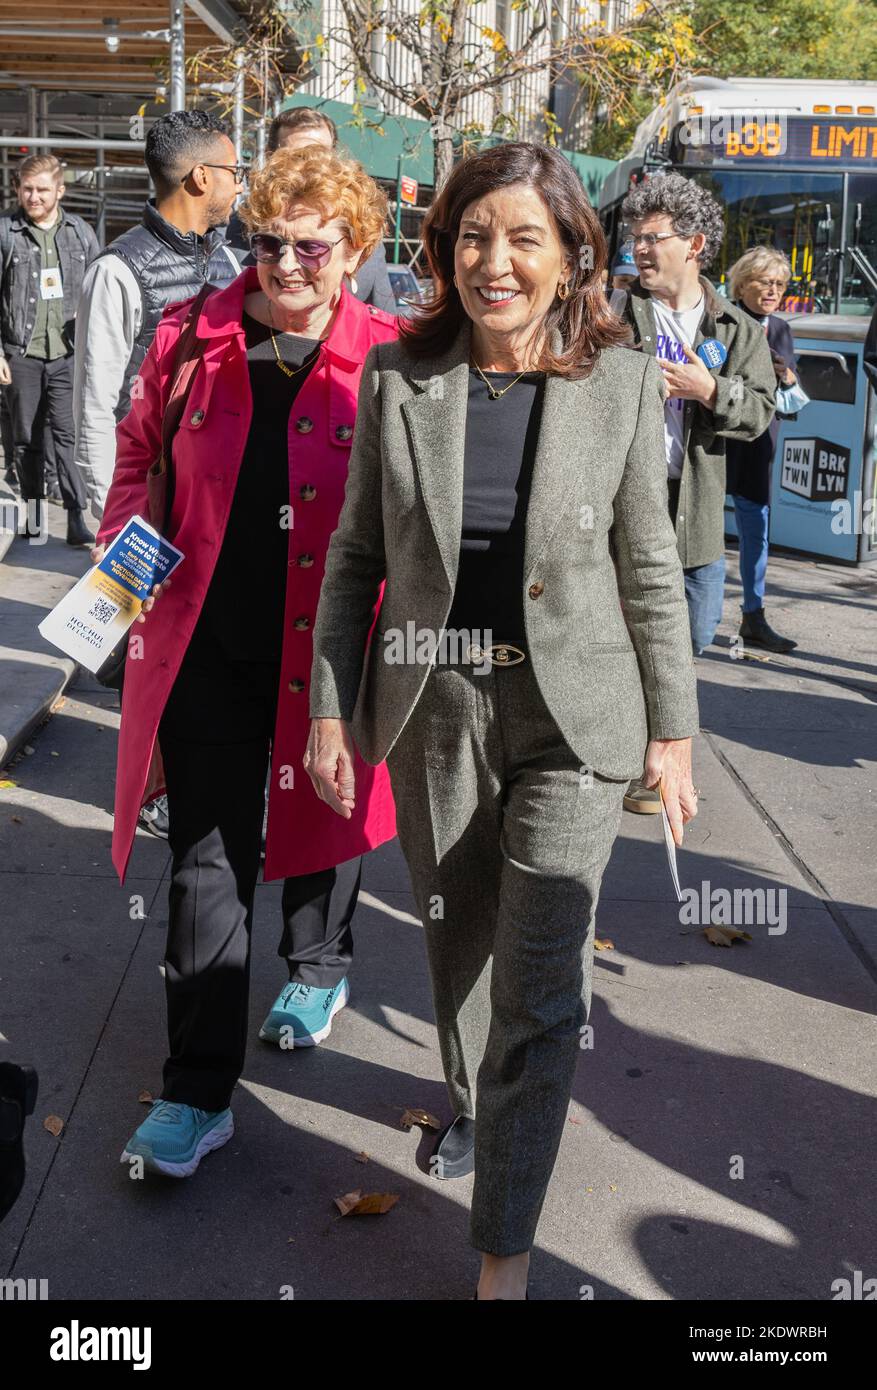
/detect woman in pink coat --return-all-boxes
[95,147,398,1177]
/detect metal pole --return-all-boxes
[27,88,38,138]
[0,147,8,210]
[255,46,268,166]
[169,0,186,112]
[836,173,849,314]
[95,116,106,246]
[0,136,144,151]
[393,153,402,264]
[232,49,245,162]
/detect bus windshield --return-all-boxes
[682,168,877,315]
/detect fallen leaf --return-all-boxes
[334,1189,400,1216]
[138,1090,154,1104]
[400,1108,440,1130]
[703,926,753,947]
[567,1115,582,1125]
[0,779,16,789]
[43,1115,64,1136]
[594,938,614,951]
[354,1151,370,1164]
[609,1184,617,1192]
[10,815,22,824]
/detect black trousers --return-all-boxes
[158,634,362,1112]
[7,353,86,510]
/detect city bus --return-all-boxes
[598,78,877,316]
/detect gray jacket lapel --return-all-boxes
[402,319,472,591]
[523,351,614,579]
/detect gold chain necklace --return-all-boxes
[471,359,532,400]
[267,299,321,380]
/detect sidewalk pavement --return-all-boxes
[0,530,875,1301]
[0,499,91,767]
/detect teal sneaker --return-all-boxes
[120,1100,234,1178]
[258,977,350,1048]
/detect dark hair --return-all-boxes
[621,172,725,269]
[145,109,230,197]
[267,107,337,155]
[400,141,630,377]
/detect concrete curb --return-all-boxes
[0,653,80,769]
[0,504,91,771]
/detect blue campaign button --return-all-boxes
[697,338,727,369]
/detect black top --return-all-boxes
[444,367,546,648]
[192,311,321,663]
[725,302,795,505]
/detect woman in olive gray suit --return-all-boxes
[305,142,699,1300]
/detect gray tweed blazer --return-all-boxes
[310,316,700,779]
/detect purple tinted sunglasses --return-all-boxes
[248,231,346,269]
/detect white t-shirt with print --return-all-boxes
[650,293,705,479]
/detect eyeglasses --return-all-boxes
[184,162,249,185]
[752,277,788,290]
[627,231,688,250]
[248,231,346,269]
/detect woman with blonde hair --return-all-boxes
[94,146,399,1177]
[726,246,803,653]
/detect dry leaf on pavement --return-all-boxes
[703,926,753,947]
[43,1115,64,1137]
[334,1190,400,1216]
[400,1108,440,1130]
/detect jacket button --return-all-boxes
[299,484,317,501]
[528,581,544,599]
[288,678,305,693]
[190,409,205,425]
[335,424,353,441]
[295,416,314,433]
[293,616,310,630]
[296,552,314,567]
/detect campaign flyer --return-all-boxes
[38,515,184,673]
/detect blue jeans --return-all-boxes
[683,555,725,655]
[732,495,770,613]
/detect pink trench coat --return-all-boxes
[97,266,398,884]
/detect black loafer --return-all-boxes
[431,1113,475,1179]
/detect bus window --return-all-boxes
[795,350,858,405]
[685,171,844,312]
[843,174,877,315]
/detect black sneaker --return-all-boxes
[138,795,169,839]
[739,608,797,654]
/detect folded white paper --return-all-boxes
[659,782,684,902]
[38,515,184,674]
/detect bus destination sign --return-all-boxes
[677,116,877,166]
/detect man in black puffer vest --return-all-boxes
[73,109,242,521]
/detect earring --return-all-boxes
[347,272,358,295]
[556,281,569,301]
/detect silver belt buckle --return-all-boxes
[470,642,526,667]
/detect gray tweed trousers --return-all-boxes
[385,658,627,1256]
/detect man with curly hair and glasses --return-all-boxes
[613,173,776,814]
